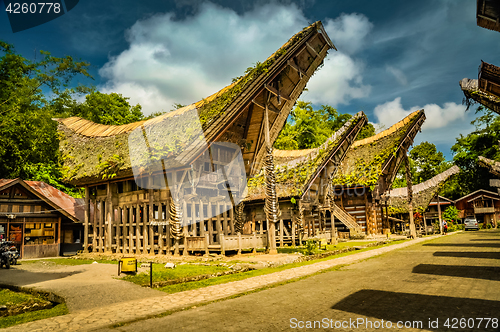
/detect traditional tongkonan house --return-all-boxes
[477,0,500,33]
[386,166,460,233]
[0,179,84,258]
[461,62,500,115]
[55,22,336,255]
[243,112,367,246]
[329,110,426,237]
[460,1,500,114]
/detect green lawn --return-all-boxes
[277,240,377,254]
[0,289,68,329]
[121,263,231,286]
[154,239,407,294]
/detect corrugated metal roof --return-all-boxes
[0,179,84,222]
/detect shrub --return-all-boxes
[304,240,317,255]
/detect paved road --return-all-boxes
[110,230,500,332]
[3,234,442,331]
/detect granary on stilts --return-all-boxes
[243,112,368,247]
[56,21,336,255]
[460,1,500,114]
[386,166,460,234]
[329,110,426,237]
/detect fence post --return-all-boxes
[220,233,225,256]
[237,232,242,255]
[205,233,210,256]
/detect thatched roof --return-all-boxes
[460,62,500,115]
[245,112,367,201]
[478,156,500,176]
[477,0,500,32]
[57,21,336,186]
[387,165,460,215]
[331,110,426,190]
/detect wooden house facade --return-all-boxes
[0,179,84,258]
[455,189,500,227]
[243,112,368,245]
[330,110,426,236]
[56,22,337,255]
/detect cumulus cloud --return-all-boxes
[373,97,466,131]
[295,12,373,106]
[323,13,372,55]
[99,2,372,114]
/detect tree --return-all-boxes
[450,106,500,198]
[274,101,375,150]
[392,142,451,189]
[409,141,446,183]
[0,41,91,187]
[62,91,144,125]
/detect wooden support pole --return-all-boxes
[92,199,97,252]
[107,182,113,252]
[220,233,225,256]
[279,218,283,247]
[405,156,417,238]
[129,206,134,254]
[291,210,296,246]
[237,232,242,255]
[205,233,210,256]
[136,204,141,254]
[116,207,122,254]
[84,186,90,253]
[437,195,443,235]
[148,188,154,254]
[142,202,148,254]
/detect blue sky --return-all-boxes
[1,0,499,159]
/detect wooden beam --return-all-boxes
[264,84,290,102]
[287,59,307,79]
[306,42,319,57]
[251,99,280,114]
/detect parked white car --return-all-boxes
[464,218,479,231]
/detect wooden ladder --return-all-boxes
[331,202,363,234]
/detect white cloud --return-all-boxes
[323,13,372,55]
[99,3,372,114]
[386,66,408,86]
[299,13,373,106]
[373,97,467,131]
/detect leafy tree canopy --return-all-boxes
[449,106,500,198]
[274,101,375,150]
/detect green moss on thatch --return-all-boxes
[332,112,421,189]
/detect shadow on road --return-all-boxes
[468,238,500,241]
[423,243,500,248]
[0,268,83,287]
[331,289,500,331]
[412,264,500,281]
[433,251,500,259]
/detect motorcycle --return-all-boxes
[0,241,19,269]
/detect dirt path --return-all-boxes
[0,262,164,312]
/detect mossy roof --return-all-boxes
[460,78,500,115]
[245,112,366,201]
[478,156,500,177]
[331,110,424,189]
[56,21,327,186]
[387,165,460,215]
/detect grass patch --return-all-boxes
[122,264,231,286]
[20,258,118,266]
[0,288,68,329]
[277,241,377,255]
[155,239,407,294]
[0,303,68,329]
